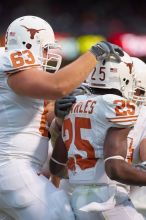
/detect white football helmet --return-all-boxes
[129,57,146,104]
[5,15,62,72]
[87,51,135,99]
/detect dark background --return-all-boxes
[1,0,146,36]
[1,0,146,63]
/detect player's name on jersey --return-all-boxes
[70,99,96,114]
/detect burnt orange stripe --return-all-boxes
[107,115,138,120]
[107,117,138,121]
[108,117,137,121]
[108,119,137,123]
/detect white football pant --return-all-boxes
[0,159,75,220]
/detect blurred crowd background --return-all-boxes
[1,0,146,65]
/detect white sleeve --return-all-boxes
[2,49,41,74]
[128,105,146,143]
[103,94,138,127]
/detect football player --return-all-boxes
[103,57,146,185]
[0,15,123,220]
[103,59,146,219]
[104,106,146,220]
[49,53,145,219]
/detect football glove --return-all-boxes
[55,84,92,118]
[70,83,91,96]
[90,41,124,62]
[54,95,76,118]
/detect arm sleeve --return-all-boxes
[2,49,41,74]
[104,94,138,127]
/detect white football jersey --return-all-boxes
[0,47,4,53]
[62,93,139,184]
[127,105,146,164]
[0,48,50,166]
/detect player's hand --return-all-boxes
[89,41,124,62]
[55,95,76,118]
[70,84,91,96]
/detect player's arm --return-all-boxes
[8,42,123,100]
[139,138,146,162]
[49,133,68,178]
[49,133,68,187]
[104,127,146,186]
[8,52,96,99]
